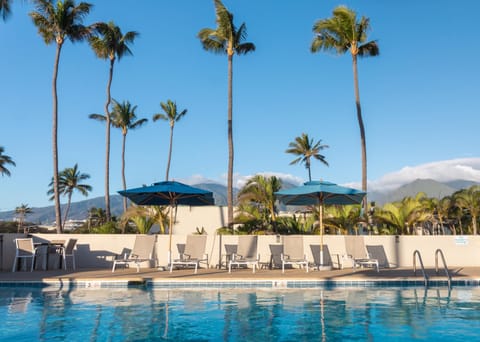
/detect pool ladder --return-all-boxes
[413,249,451,288]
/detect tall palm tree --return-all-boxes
[88,21,138,222]
[48,163,92,232]
[0,146,15,176]
[153,99,187,181]
[311,5,379,217]
[453,186,480,235]
[198,0,255,229]
[15,203,33,233]
[0,0,12,21]
[30,0,92,233]
[110,99,148,212]
[286,133,329,182]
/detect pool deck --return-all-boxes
[2,266,480,288]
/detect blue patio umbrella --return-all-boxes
[275,180,366,267]
[118,181,214,262]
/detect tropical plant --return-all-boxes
[311,5,379,216]
[120,205,169,234]
[48,163,92,232]
[323,205,361,235]
[88,207,107,229]
[237,174,282,231]
[88,21,138,222]
[198,0,255,228]
[153,99,187,181]
[453,186,480,235]
[108,99,148,212]
[374,193,430,235]
[286,133,329,182]
[15,203,33,233]
[30,0,93,233]
[0,146,15,177]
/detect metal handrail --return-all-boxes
[435,249,452,288]
[413,250,428,287]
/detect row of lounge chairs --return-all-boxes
[111,235,388,274]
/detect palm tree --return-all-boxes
[88,21,138,222]
[453,186,480,235]
[48,164,92,232]
[153,99,187,182]
[311,5,379,217]
[198,0,255,229]
[0,0,12,21]
[110,99,148,212]
[30,0,92,233]
[375,193,429,235]
[286,133,329,182]
[237,174,282,230]
[0,146,15,176]
[15,204,33,233]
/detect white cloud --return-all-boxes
[366,158,480,192]
[179,172,304,189]
[181,158,480,193]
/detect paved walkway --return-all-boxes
[2,266,480,286]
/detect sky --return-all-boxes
[1,0,480,212]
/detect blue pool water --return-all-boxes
[0,286,479,341]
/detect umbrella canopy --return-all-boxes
[118,181,214,262]
[118,181,214,207]
[275,180,365,206]
[275,180,365,267]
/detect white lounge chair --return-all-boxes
[310,244,338,270]
[112,235,156,272]
[281,235,308,273]
[343,236,379,272]
[229,235,259,273]
[12,238,38,272]
[170,235,208,274]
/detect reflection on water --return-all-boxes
[0,286,480,341]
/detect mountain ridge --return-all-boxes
[1,179,478,223]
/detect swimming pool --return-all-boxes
[0,286,479,341]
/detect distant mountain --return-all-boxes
[369,178,480,205]
[2,178,479,223]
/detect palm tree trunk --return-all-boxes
[352,54,368,219]
[121,133,127,213]
[62,193,72,231]
[472,215,477,235]
[52,43,63,233]
[104,59,114,221]
[227,53,234,229]
[166,126,174,181]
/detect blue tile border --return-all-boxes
[0,278,479,289]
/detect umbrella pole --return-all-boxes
[168,205,173,266]
[319,201,324,266]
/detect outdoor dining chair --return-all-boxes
[60,238,77,270]
[12,238,38,272]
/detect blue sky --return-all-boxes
[1,0,480,211]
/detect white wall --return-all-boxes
[2,233,479,271]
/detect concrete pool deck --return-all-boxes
[2,266,480,287]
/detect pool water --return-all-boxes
[0,286,479,341]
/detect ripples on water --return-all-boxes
[0,286,479,341]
